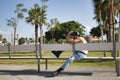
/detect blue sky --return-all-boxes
[0,0,97,42]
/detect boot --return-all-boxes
[51,67,63,77]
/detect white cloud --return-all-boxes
[84,26,91,35]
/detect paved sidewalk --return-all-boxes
[0,65,120,80]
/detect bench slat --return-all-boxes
[116,42,120,50]
[76,43,113,51]
[0,46,8,53]
[11,45,35,52]
[42,44,72,51]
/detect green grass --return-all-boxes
[0,51,113,57]
[0,51,118,67]
[0,59,115,67]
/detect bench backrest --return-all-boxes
[0,42,119,53]
[42,43,113,51]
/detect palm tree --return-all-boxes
[108,0,120,42]
[106,0,120,42]
[7,3,27,45]
[26,3,48,72]
[92,0,104,42]
[26,3,47,58]
[15,3,27,19]
[26,4,42,58]
[39,0,48,44]
[38,8,47,44]
[92,0,120,42]
[39,0,48,58]
[49,18,59,43]
[41,0,48,10]
[7,18,17,45]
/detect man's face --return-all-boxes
[74,36,78,39]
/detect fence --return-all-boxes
[0,42,120,76]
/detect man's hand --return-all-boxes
[68,31,74,35]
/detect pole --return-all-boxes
[8,44,11,58]
[116,16,120,76]
[118,14,120,42]
[119,15,120,57]
[72,44,76,54]
[38,58,40,72]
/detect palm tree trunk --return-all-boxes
[112,0,115,42]
[117,14,120,57]
[14,27,16,45]
[109,0,114,42]
[39,26,43,58]
[118,14,120,57]
[99,9,104,42]
[35,24,39,58]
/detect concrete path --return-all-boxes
[0,65,120,80]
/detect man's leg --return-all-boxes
[51,53,80,76]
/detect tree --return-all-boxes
[29,38,34,43]
[90,26,107,42]
[14,3,27,19]
[41,0,48,10]
[2,38,7,46]
[26,3,47,58]
[45,21,86,43]
[0,34,2,41]
[92,0,104,42]
[104,0,120,42]
[47,18,59,43]
[92,0,120,42]
[38,0,48,59]
[39,0,48,44]
[26,4,40,58]
[7,3,27,45]
[59,21,85,39]
[38,6,47,44]
[7,18,17,45]
[14,3,27,44]
[25,37,34,44]
[18,37,25,45]
[90,26,101,37]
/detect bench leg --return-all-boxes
[116,59,120,76]
[45,59,48,70]
[38,58,40,72]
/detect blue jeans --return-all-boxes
[61,51,87,70]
